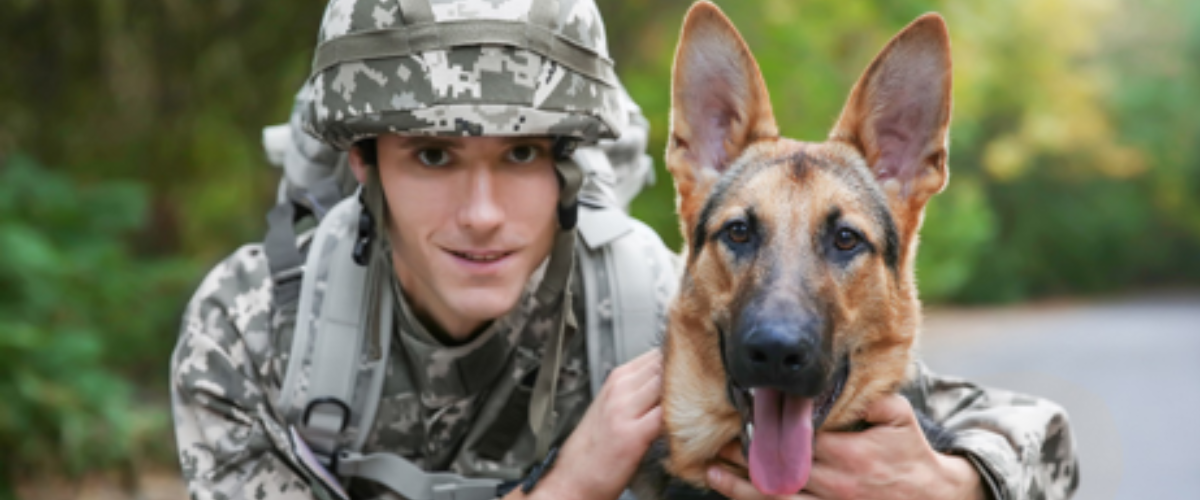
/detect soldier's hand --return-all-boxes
[534,349,663,500]
[705,394,985,500]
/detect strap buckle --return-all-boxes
[557,201,579,231]
[303,397,352,433]
[496,446,560,497]
[552,137,579,160]
[288,426,351,500]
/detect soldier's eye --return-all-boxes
[416,148,450,167]
[507,145,539,164]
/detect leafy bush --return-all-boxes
[0,155,196,493]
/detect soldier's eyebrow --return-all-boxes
[395,136,463,150]
[499,136,553,148]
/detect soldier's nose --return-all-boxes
[458,167,504,231]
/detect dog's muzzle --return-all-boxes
[728,316,831,396]
[718,319,849,449]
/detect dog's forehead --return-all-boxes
[719,140,900,267]
[723,140,881,213]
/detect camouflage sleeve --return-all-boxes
[908,363,1080,500]
[170,245,317,500]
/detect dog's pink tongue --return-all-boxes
[748,388,814,496]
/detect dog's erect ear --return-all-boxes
[830,14,952,219]
[668,1,778,233]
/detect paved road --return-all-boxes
[920,293,1200,500]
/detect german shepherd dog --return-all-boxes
[641,2,956,497]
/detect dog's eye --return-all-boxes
[834,228,861,251]
[727,221,751,244]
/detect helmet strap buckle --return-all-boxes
[352,188,375,266]
[551,137,578,161]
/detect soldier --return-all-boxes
[170,1,1079,499]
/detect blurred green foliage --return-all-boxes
[608,0,1200,301]
[0,156,193,492]
[1,0,1198,483]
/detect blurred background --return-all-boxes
[1,0,1197,498]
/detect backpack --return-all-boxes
[259,94,676,500]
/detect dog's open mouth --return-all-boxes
[734,358,849,495]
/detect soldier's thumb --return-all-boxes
[862,394,914,427]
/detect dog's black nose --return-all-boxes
[729,319,826,396]
[746,331,809,372]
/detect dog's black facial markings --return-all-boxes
[821,206,876,266]
[876,203,901,272]
[787,145,812,180]
[811,151,902,274]
[690,158,773,259]
[812,356,850,430]
[691,174,737,259]
[717,208,761,261]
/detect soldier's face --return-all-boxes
[350,134,559,342]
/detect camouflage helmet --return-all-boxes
[302,0,628,150]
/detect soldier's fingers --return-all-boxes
[802,460,858,500]
[811,431,855,466]
[627,348,663,372]
[609,349,663,386]
[625,368,662,413]
[707,465,771,500]
[634,405,663,437]
[717,440,748,468]
[861,393,914,428]
[632,349,664,378]
[707,466,812,500]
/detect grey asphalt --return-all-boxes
[919,292,1200,500]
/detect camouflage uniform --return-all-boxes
[171,251,1079,500]
[171,0,1078,499]
[171,205,677,499]
[904,364,1081,500]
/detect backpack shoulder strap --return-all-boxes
[576,204,680,396]
[271,198,504,500]
[275,197,391,458]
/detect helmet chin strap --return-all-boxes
[527,145,584,459]
[359,164,394,359]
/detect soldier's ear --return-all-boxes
[348,142,371,185]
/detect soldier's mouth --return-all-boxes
[447,250,515,263]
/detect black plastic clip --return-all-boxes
[557,201,579,231]
[352,201,375,266]
[551,137,578,161]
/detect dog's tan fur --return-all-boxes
[659,2,953,486]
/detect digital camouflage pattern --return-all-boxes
[172,156,1078,500]
[302,0,627,150]
[171,216,1079,500]
[904,363,1081,500]
[170,204,677,499]
[171,252,1080,500]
